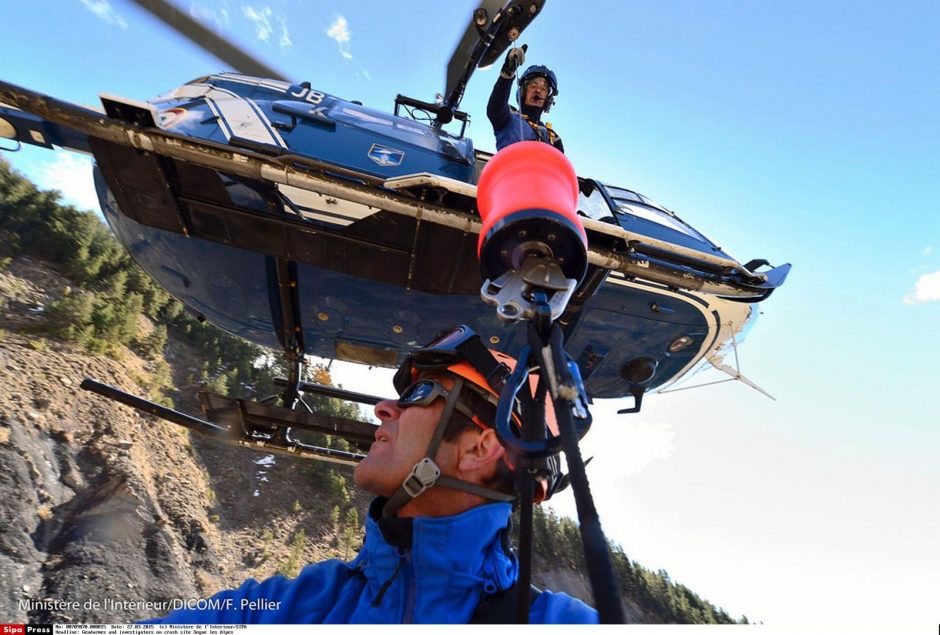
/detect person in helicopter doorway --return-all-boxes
[488,45,564,153]
[142,325,598,624]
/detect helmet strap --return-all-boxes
[382,376,515,517]
[453,333,511,393]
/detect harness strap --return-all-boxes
[521,114,558,145]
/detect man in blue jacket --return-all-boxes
[488,45,564,153]
[144,325,598,624]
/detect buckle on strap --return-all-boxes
[402,458,441,498]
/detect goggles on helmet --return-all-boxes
[396,378,488,431]
[393,324,509,396]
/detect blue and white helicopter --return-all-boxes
[0,0,789,463]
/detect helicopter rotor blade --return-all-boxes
[444,0,506,100]
[440,0,546,120]
[128,0,290,82]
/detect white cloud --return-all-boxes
[546,415,675,522]
[191,5,230,30]
[923,245,934,257]
[241,5,291,48]
[904,269,940,304]
[326,15,353,60]
[607,420,676,476]
[574,411,676,479]
[326,15,350,44]
[32,153,101,213]
[78,0,127,29]
[277,14,292,48]
[243,5,274,43]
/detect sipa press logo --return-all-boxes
[0,625,50,635]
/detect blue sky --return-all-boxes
[2,1,938,630]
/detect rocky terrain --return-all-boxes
[0,255,369,623]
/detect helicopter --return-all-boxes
[0,0,790,464]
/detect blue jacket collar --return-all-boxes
[350,498,519,622]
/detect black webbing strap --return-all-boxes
[515,470,535,623]
[514,356,545,623]
[520,113,558,146]
[471,584,542,624]
[436,475,515,503]
[382,377,515,516]
[383,377,467,517]
[423,375,465,460]
[456,336,510,392]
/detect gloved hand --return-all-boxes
[500,44,527,79]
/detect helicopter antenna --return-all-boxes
[128,0,290,82]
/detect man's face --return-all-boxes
[524,76,550,109]
[353,375,453,498]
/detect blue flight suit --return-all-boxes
[488,75,565,153]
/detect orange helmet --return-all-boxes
[393,326,559,436]
[391,325,564,504]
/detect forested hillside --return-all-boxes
[0,158,745,624]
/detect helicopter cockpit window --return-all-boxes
[577,180,615,223]
[603,184,707,241]
[612,189,643,203]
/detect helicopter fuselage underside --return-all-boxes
[96,163,750,400]
[0,72,766,401]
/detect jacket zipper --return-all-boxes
[401,549,415,623]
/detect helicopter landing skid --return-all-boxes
[80,378,378,465]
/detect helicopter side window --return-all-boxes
[577,180,615,223]
[603,184,707,240]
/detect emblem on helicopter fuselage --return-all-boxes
[367,144,405,167]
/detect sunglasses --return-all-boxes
[397,378,487,430]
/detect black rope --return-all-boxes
[548,326,625,623]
